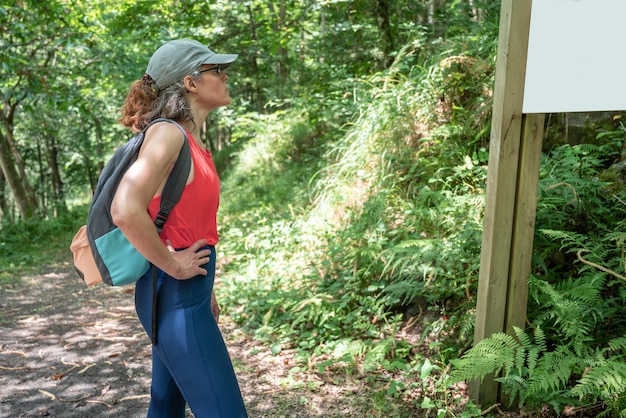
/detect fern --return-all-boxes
[606,337,626,354]
[449,331,520,383]
[529,275,599,350]
[538,229,589,252]
[525,346,579,397]
[451,309,626,413]
[451,326,587,412]
[572,360,626,398]
[496,374,527,405]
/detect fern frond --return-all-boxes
[496,373,527,406]
[538,229,588,251]
[533,327,547,352]
[449,332,519,383]
[526,347,541,372]
[578,143,602,153]
[606,336,626,354]
[526,347,577,397]
[604,231,626,242]
[513,326,531,347]
[394,238,436,249]
[572,360,626,397]
[383,281,425,305]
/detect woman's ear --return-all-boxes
[183,75,197,92]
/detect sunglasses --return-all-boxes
[196,66,222,76]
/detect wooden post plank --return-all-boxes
[471,0,533,404]
[500,113,544,407]
[505,113,544,335]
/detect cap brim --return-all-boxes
[204,53,238,69]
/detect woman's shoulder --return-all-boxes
[144,120,186,150]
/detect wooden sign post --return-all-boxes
[471,0,544,404]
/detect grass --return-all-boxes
[0,205,87,280]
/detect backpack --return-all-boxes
[70,118,191,287]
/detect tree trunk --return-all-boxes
[428,0,436,25]
[93,116,105,174]
[320,6,326,39]
[42,121,66,215]
[0,103,39,220]
[267,1,285,99]
[468,0,479,21]
[0,169,5,223]
[375,0,394,67]
[246,3,264,113]
[267,1,287,76]
[36,133,47,214]
[86,153,97,197]
[277,0,289,81]
[0,130,39,220]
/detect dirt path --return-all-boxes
[0,262,386,418]
[0,264,296,418]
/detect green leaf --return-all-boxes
[420,358,438,379]
[270,343,282,355]
[420,396,436,409]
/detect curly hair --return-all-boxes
[119,73,199,133]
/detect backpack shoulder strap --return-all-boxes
[150,119,192,233]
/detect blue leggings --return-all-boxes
[135,246,247,418]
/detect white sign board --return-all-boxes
[523,0,626,113]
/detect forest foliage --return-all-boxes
[2,1,626,416]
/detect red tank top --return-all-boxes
[148,131,220,248]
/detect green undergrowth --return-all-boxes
[216,38,496,416]
[0,206,87,282]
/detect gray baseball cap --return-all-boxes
[146,39,238,90]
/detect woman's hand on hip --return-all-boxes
[166,239,211,280]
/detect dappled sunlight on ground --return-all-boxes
[1,263,404,417]
[0,268,153,417]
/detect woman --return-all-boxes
[111,39,248,418]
